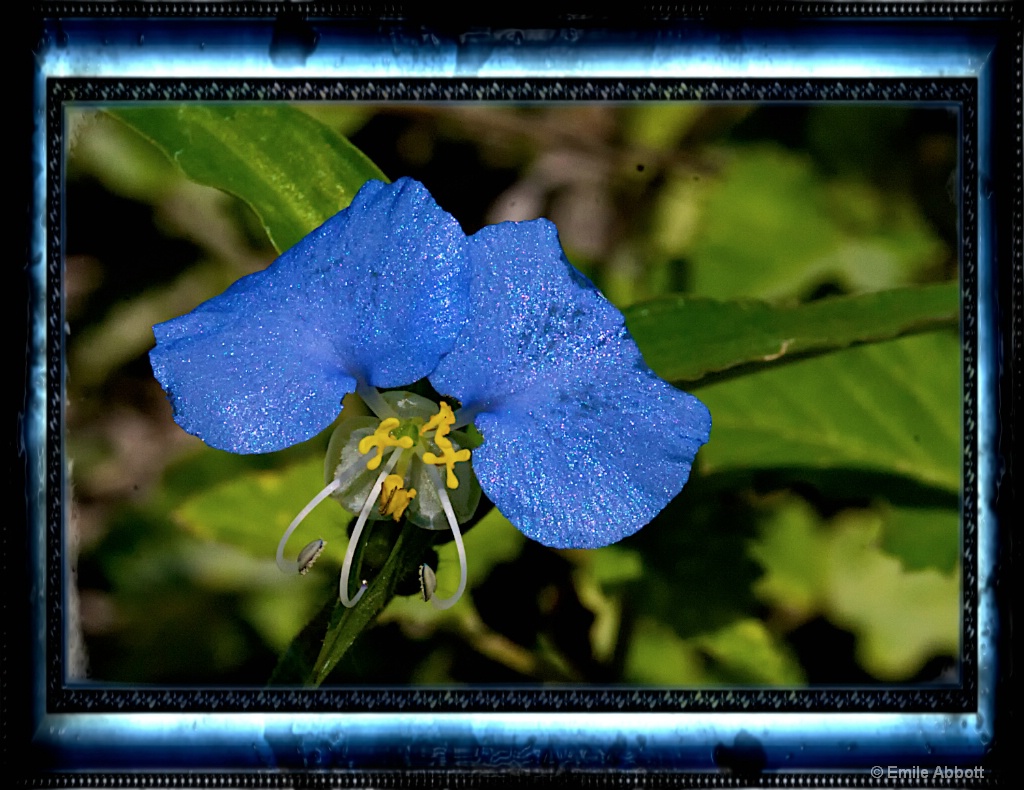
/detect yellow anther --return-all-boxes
[380,474,403,507]
[420,401,456,437]
[420,402,471,489]
[379,474,416,521]
[423,444,472,489]
[358,417,414,471]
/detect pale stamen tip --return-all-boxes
[297,539,326,575]
[419,563,438,602]
[277,477,342,576]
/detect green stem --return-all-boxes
[307,521,437,686]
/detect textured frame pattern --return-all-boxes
[47,77,977,715]
[17,2,1019,780]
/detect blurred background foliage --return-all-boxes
[65,102,960,686]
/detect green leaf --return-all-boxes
[693,331,961,492]
[748,498,827,620]
[672,144,945,299]
[693,618,806,686]
[174,456,349,561]
[749,495,960,680]
[878,503,960,574]
[586,545,645,587]
[293,104,374,139]
[107,104,388,252]
[171,456,359,656]
[310,522,438,685]
[269,577,339,684]
[624,618,707,685]
[621,104,706,152]
[624,617,804,686]
[68,109,183,202]
[624,282,958,384]
[825,510,959,680]
[626,506,764,640]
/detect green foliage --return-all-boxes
[69,103,961,688]
[108,104,388,252]
[694,331,961,492]
[625,617,805,686]
[666,145,945,300]
[625,282,957,384]
[749,496,959,680]
[175,456,347,560]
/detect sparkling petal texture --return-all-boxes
[431,220,711,549]
[150,178,469,453]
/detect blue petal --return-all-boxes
[150,178,469,454]
[430,220,711,549]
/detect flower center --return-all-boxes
[276,388,477,612]
[357,400,472,502]
[341,397,472,608]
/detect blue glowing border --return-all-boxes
[22,5,1016,777]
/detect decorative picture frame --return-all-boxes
[14,3,1018,783]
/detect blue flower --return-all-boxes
[149,178,470,454]
[429,219,711,550]
[151,178,711,610]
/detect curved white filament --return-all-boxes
[339,449,402,607]
[276,477,343,574]
[276,457,366,575]
[421,464,468,610]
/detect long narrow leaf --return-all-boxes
[108,104,388,252]
[625,281,958,384]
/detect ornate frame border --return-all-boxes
[14,3,1020,782]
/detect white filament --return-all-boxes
[356,382,398,420]
[275,477,343,574]
[275,456,366,575]
[421,463,468,610]
[451,403,483,430]
[339,449,402,607]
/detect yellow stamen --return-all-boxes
[423,446,472,489]
[421,402,471,489]
[379,474,416,521]
[420,401,456,436]
[358,418,414,471]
